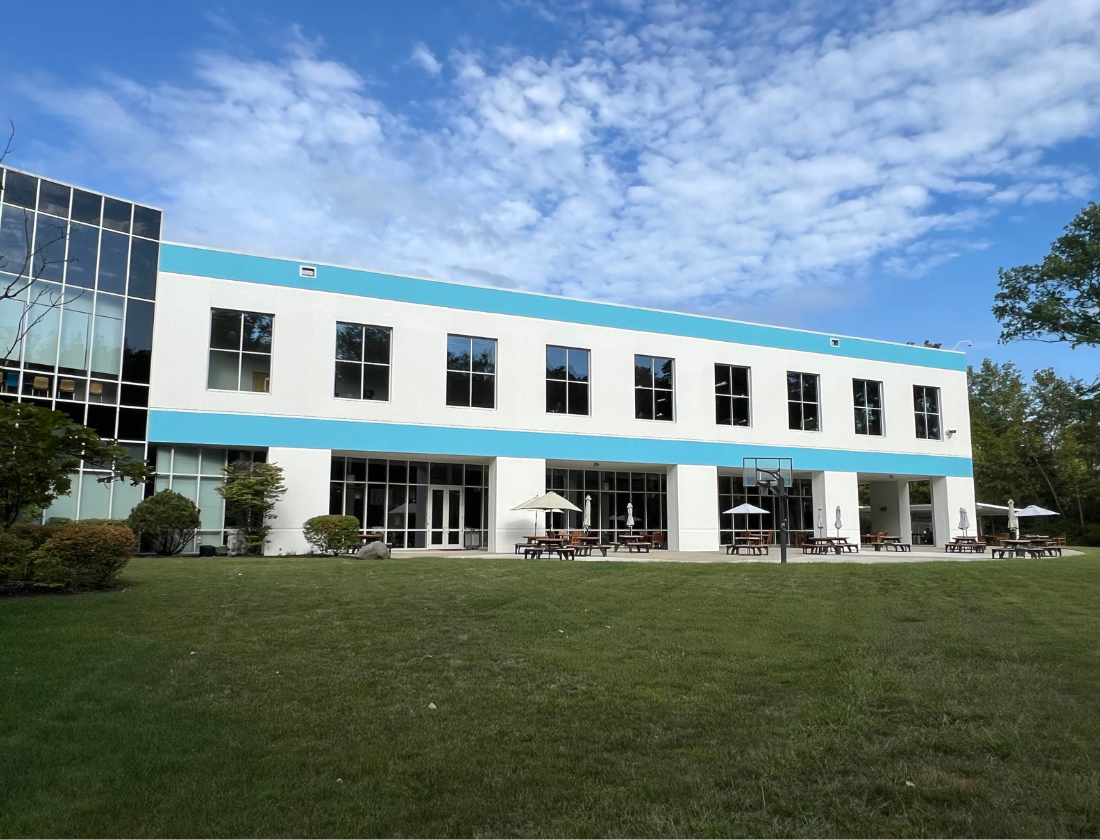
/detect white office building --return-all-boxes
[0,167,975,554]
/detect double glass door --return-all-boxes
[429,487,463,547]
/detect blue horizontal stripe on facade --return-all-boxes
[148,410,974,478]
[159,244,967,372]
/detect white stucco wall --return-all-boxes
[266,446,331,556]
[931,475,978,547]
[488,457,546,553]
[668,464,720,551]
[149,273,972,463]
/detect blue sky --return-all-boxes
[2,0,1099,380]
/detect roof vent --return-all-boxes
[299,265,316,278]
[830,337,840,347]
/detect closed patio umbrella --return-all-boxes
[834,506,842,538]
[626,502,635,532]
[958,507,970,536]
[816,506,825,537]
[583,494,592,532]
[1007,499,1018,539]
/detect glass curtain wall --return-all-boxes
[0,169,160,468]
[329,456,489,548]
[544,468,668,541]
[717,474,814,545]
[146,445,267,551]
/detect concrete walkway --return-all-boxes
[394,546,1084,564]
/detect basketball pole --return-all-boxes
[777,474,788,564]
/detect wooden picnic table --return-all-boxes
[617,533,652,553]
[867,535,911,552]
[728,535,768,556]
[802,536,858,555]
[946,537,986,553]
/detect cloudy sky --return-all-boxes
[2,0,1099,377]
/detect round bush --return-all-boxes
[34,524,136,589]
[0,531,33,586]
[127,490,201,556]
[303,515,361,555]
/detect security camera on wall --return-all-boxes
[946,428,957,437]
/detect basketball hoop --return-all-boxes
[742,458,794,563]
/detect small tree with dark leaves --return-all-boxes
[127,490,201,556]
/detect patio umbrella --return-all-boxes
[958,507,970,536]
[816,506,825,537]
[626,501,635,532]
[834,506,842,538]
[1016,504,1059,517]
[583,494,592,532]
[513,492,582,535]
[1007,499,1018,539]
[724,502,770,515]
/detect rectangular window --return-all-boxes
[546,345,589,415]
[913,385,941,440]
[207,308,272,393]
[334,322,391,401]
[446,335,496,408]
[634,355,674,421]
[787,372,820,431]
[715,364,750,426]
[853,379,884,436]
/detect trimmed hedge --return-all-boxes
[10,523,68,550]
[303,515,361,555]
[0,531,33,586]
[34,524,136,589]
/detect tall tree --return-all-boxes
[993,202,1100,347]
[218,461,286,555]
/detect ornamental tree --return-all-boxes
[217,460,286,555]
[127,490,201,555]
[0,401,149,529]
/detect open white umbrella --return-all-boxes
[724,503,769,515]
[583,494,592,532]
[834,506,842,538]
[958,507,970,536]
[1016,504,1059,517]
[1007,499,1018,539]
[513,491,582,535]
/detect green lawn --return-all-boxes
[3,554,1100,838]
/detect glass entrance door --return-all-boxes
[429,487,464,547]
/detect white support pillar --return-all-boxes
[489,457,546,553]
[868,480,912,539]
[667,464,720,551]
[266,447,332,556]
[931,475,977,547]
[811,470,861,544]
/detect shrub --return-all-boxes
[76,518,134,530]
[34,524,136,589]
[0,531,33,586]
[303,515,360,555]
[127,491,201,555]
[10,522,67,550]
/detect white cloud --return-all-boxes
[410,42,442,76]
[15,0,1100,314]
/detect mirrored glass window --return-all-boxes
[634,355,674,421]
[715,364,750,426]
[853,379,884,436]
[207,308,273,393]
[546,345,589,415]
[446,334,496,408]
[913,385,941,440]
[38,181,71,218]
[333,322,390,401]
[787,372,820,431]
[3,170,37,209]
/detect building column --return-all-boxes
[489,457,546,553]
[868,480,912,539]
[811,470,861,544]
[931,475,977,547]
[266,447,332,556]
[667,464,720,551]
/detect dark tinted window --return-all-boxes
[38,180,71,217]
[3,170,37,209]
[86,404,117,438]
[210,309,241,350]
[242,313,272,352]
[97,230,128,294]
[132,205,161,239]
[33,215,67,282]
[335,323,362,361]
[71,189,102,225]
[117,408,147,441]
[122,299,154,383]
[128,237,158,299]
[120,383,149,406]
[65,222,98,289]
[102,197,132,234]
[0,208,30,276]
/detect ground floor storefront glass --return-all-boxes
[718,474,814,545]
[544,467,668,542]
[328,456,489,548]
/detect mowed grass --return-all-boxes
[3,554,1100,838]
